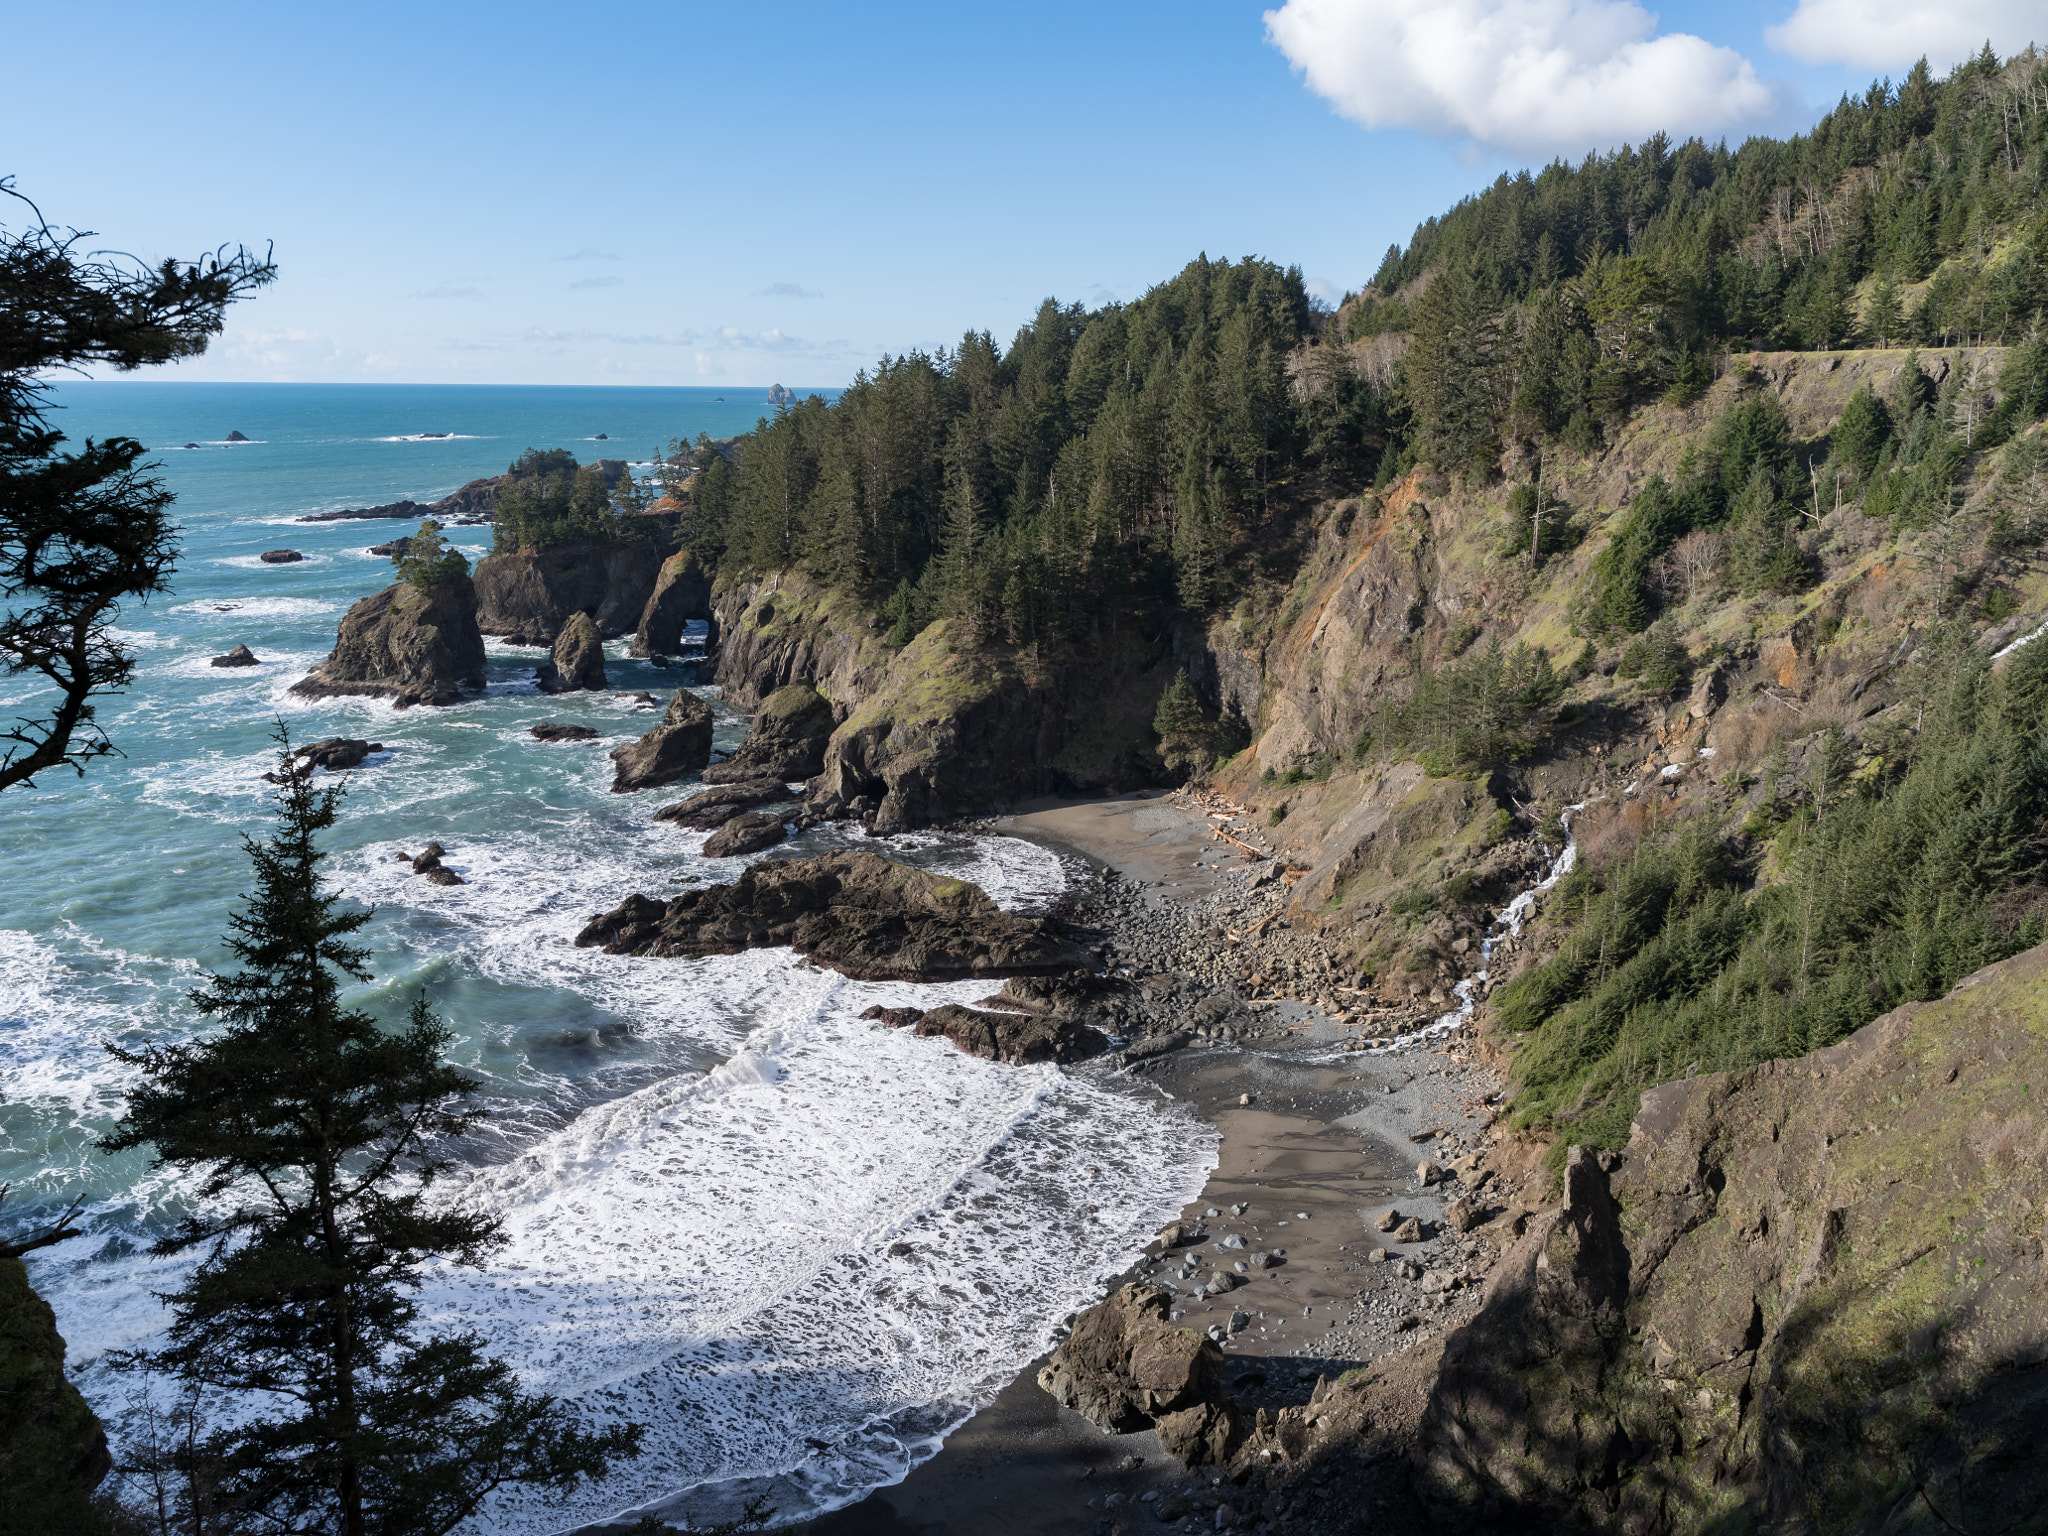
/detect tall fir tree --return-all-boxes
[103,737,640,1536]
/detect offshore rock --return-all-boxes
[1423,940,2048,1534]
[299,474,501,524]
[210,643,259,667]
[259,548,303,563]
[701,809,787,858]
[289,578,485,709]
[530,721,599,742]
[573,848,1093,981]
[702,681,834,784]
[536,610,607,693]
[607,688,714,792]
[472,539,665,644]
[630,549,715,657]
[1037,1283,1241,1466]
[652,779,791,830]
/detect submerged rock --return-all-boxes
[1037,1284,1241,1467]
[535,610,606,693]
[289,578,485,709]
[701,810,787,858]
[573,848,1094,982]
[607,688,714,792]
[210,644,260,667]
[530,721,600,742]
[702,681,834,784]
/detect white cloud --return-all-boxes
[1765,0,2036,72]
[568,275,625,290]
[556,247,624,261]
[1264,0,1786,158]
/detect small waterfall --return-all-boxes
[1355,803,1586,1056]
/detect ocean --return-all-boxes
[0,382,1215,1531]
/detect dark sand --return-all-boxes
[788,795,1506,1534]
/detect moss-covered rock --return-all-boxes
[1425,940,2048,1534]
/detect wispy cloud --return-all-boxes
[440,338,507,352]
[556,247,624,262]
[760,281,822,298]
[410,285,482,300]
[568,275,626,290]
[523,325,824,353]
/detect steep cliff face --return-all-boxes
[1,1256,113,1533]
[290,578,486,708]
[472,540,666,644]
[1423,942,2048,1535]
[536,610,606,693]
[702,681,833,783]
[710,574,896,712]
[631,550,716,658]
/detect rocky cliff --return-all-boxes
[290,578,486,708]
[473,540,667,645]
[702,681,832,783]
[1422,941,2048,1534]
[536,610,606,693]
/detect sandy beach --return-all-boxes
[787,793,1537,1536]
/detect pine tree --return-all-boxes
[392,519,469,591]
[103,737,640,1536]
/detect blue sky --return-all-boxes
[6,0,2037,388]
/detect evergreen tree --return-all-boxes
[103,740,641,1536]
[392,520,469,591]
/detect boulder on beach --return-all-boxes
[702,681,834,784]
[259,549,304,564]
[210,644,260,668]
[701,810,787,858]
[290,577,486,709]
[608,689,714,792]
[529,721,600,742]
[1036,1284,1241,1467]
[573,847,1094,982]
[651,779,790,830]
[535,610,606,693]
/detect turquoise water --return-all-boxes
[0,385,1212,1532]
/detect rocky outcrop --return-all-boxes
[573,848,1093,981]
[702,681,833,784]
[701,810,787,857]
[289,579,485,708]
[863,1001,1108,1066]
[607,689,714,792]
[630,550,715,657]
[1037,1283,1241,1466]
[1,1255,113,1531]
[211,643,259,667]
[651,779,792,829]
[536,610,606,693]
[472,540,666,645]
[299,475,501,524]
[260,549,303,563]
[1423,942,2048,1534]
